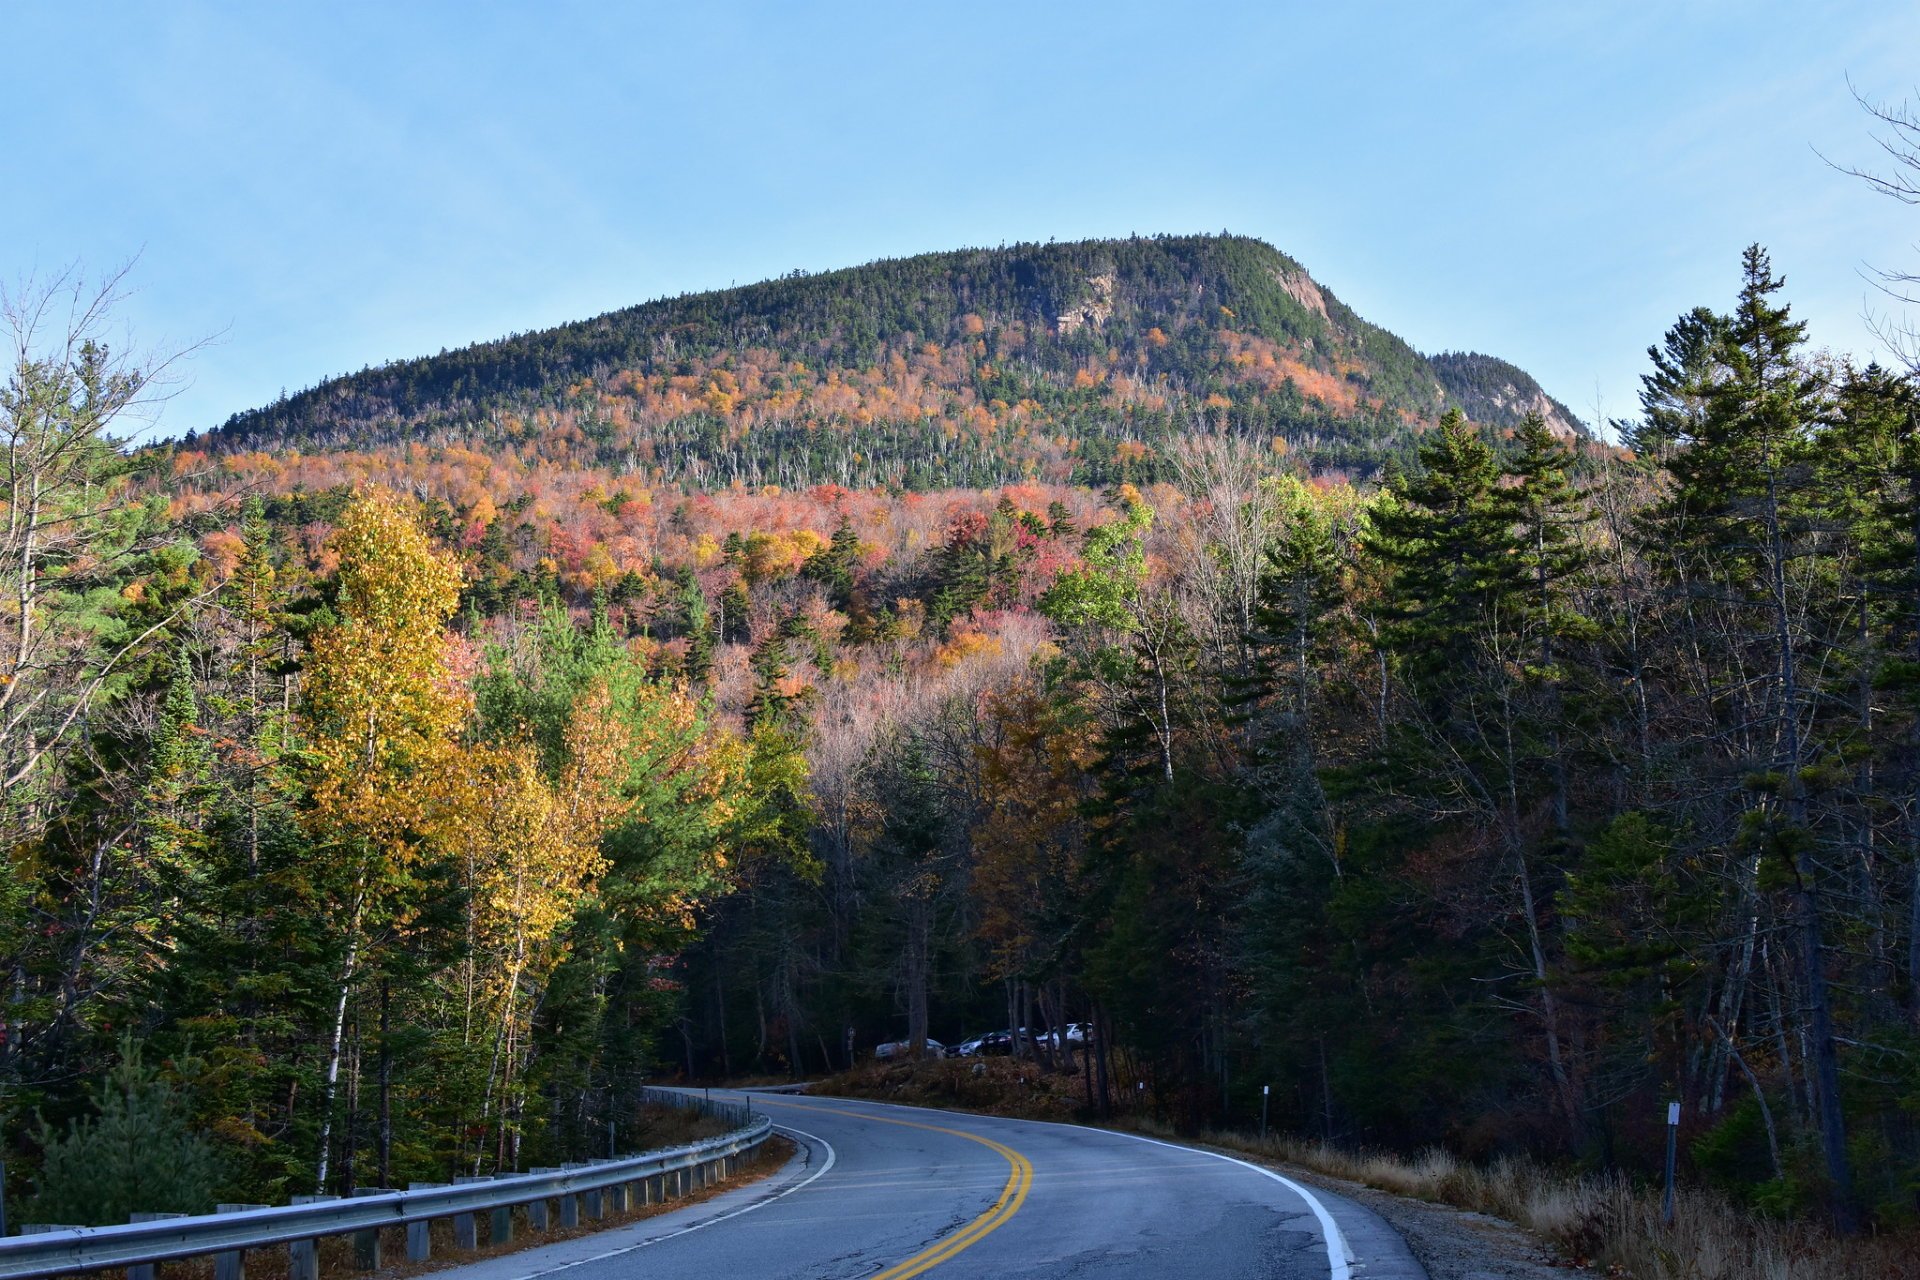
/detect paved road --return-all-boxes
[437,1090,1427,1280]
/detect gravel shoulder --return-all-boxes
[1251,1159,1577,1280]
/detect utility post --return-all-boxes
[1662,1101,1680,1225]
[1260,1085,1270,1142]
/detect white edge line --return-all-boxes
[510,1123,838,1280]
[1100,1129,1353,1280]
[774,1093,1351,1280]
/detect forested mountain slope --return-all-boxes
[206,235,1584,487]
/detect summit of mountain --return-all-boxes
[207,234,1585,488]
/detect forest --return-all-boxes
[203,235,1585,490]
[3,230,1918,1245]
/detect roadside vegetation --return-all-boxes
[822,1057,1920,1280]
[7,99,1920,1265]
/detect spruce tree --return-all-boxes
[1645,246,1858,1229]
[1363,408,1586,1143]
[1363,408,1519,703]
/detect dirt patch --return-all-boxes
[812,1055,1100,1121]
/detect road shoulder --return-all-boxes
[1256,1161,1575,1280]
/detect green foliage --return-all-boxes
[1039,498,1152,630]
[31,1041,223,1224]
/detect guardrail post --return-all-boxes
[526,1173,557,1231]
[405,1183,446,1261]
[349,1189,395,1269]
[215,1203,268,1280]
[451,1177,491,1249]
[288,1195,338,1280]
[128,1212,186,1280]
[0,1113,769,1280]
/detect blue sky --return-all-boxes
[5,2,1917,442]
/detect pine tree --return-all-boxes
[1363,409,1519,702]
[679,573,716,686]
[1363,408,1587,1144]
[1643,246,1859,1228]
[1500,414,1593,834]
[1630,305,1727,459]
[138,645,215,883]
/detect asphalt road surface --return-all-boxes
[437,1090,1428,1280]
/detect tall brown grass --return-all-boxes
[822,1060,1918,1278]
[1183,1128,1920,1280]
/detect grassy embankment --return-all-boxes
[815,1057,1919,1280]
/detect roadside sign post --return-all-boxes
[1260,1086,1270,1142]
[1662,1101,1680,1225]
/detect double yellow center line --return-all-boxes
[760,1098,1034,1279]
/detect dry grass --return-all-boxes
[812,1055,1094,1120]
[820,1059,1917,1280]
[1185,1129,1920,1280]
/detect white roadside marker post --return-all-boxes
[1662,1100,1680,1225]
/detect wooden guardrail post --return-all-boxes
[525,1174,556,1231]
[549,1168,582,1228]
[404,1184,446,1261]
[287,1196,338,1280]
[348,1190,395,1269]
[127,1213,185,1280]
[214,1204,267,1280]
[450,1178,490,1249]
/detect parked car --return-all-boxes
[1035,1022,1091,1048]
[954,1030,1014,1056]
[874,1037,947,1060]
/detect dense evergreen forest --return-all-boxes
[205,235,1585,489]
[6,232,1920,1249]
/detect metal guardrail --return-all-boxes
[0,1088,768,1280]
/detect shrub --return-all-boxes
[31,1040,222,1225]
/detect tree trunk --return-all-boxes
[314,888,365,1191]
[906,897,930,1058]
[378,979,392,1189]
[1766,459,1858,1231]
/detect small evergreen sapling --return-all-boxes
[31,1039,221,1225]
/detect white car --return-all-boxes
[874,1037,947,1060]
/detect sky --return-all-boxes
[3,1,1917,443]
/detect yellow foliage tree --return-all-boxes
[299,487,464,1188]
[428,722,615,1167]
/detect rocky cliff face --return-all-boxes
[1427,350,1587,438]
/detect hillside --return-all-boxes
[206,234,1584,487]
[1429,351,1585,438]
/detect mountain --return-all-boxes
[206,234,1585,488]
[1428,351,1585,441]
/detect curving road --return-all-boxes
[434,1090,1427,1279]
